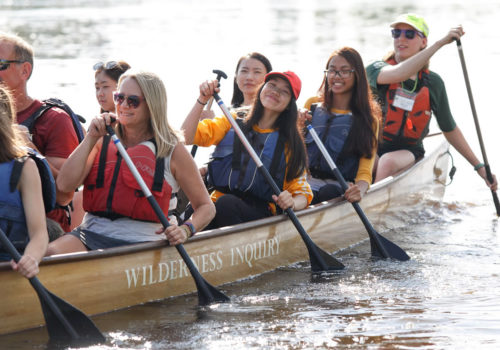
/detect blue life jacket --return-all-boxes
[207,121,287,202]
[0,151,56,255]
[0,160,28,253]
[305,104,359,181]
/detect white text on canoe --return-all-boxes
[124,236,280,288]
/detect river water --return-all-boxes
[1,0,499,349]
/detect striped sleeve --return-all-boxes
[283,170,313,206]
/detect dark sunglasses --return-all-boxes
[93,61,118,71]
[0,59,24,71]
[391,29,424,40]
[113,92,144,109]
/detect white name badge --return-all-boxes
[392,87,416,112]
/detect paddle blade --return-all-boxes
[38,289,106,346]
[197,282,231,306]
[370,231,410,262]
[309,244,345,272]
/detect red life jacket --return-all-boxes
[382,58,432,145]
[83,135,172,222]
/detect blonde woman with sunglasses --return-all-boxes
[367,14,497,192]
[47,71,215,255]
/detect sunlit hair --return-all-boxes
[0,86,26,162]
[0,31,34,79]
[94,60,131,82]
[115,71,183,158]
[317,47,380,158]
[231,52,272,108]
[245,78,307,181]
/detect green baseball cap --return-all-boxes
[390,13,429,37]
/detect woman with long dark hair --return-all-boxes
[301,47,380,204]
[231,52,272,113]
[183,71,312,228]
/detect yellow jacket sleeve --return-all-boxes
[304,96,322,110]
[193,115,232,147]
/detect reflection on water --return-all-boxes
[1,0,499,349]
[3,198,498,349]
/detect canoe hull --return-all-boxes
[0,137,450,335]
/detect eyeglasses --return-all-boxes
[0,59,24,71]
[391,29,424,40]
[93,61,118,71]
[113,92,144,109]
[264,81,291,98]
[324,68,355,78]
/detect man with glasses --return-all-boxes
[366,14,497,193]
[0,32,80,236]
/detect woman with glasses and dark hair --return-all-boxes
[300,47,380,204]
[94,60,131,113]
[182,71,312,229]
[0,86,48,278]
[46,71,215,255]
[367,14,497,191]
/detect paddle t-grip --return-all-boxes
[212,69,227,86]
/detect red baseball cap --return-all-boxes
[264,71,301,100]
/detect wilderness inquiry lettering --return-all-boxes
[124,236,280,288]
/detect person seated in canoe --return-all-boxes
[0,31,82,238]
[46,71,215,255]
[182,70,312,229]
[367,13,497,191]
[0,86,49,278]
[58,61,133,232]
[179,53,274,222]
[229,52,273,118]
[299,47,380,204]
[94,60,131,113]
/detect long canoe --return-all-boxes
[0,136,450,336]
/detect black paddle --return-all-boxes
[191,69,228,157]
[0,228,105,346]
[306,124,410,261]
[456,39,500,216]
[105,124,230,305]
[210,81,344,272]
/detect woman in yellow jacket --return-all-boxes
[183,71,312,228]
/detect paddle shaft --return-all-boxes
[0,228,80,340]
[306,125,394,257]
[456,39,500,215]
[191,98,215,157]
[105,126,228,304]
[213,92,344,271]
